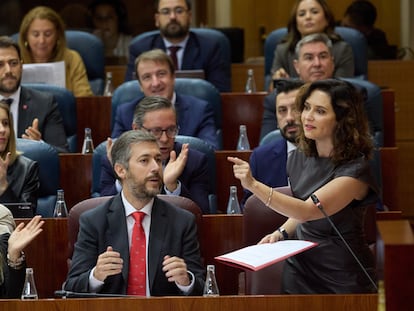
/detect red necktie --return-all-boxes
[168,46,181,70]
[127,211,146,296]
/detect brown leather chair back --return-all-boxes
[243,189,288,295]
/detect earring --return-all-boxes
[24,41,28,47]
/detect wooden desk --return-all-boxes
[377,220,414,311]
[76,96,112,152]
[0,294,377,311]
[106,65,127,89]
[15,219,68,299]
[221,92,267,150]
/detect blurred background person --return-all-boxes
[0,101,39,212]
[271,0,354,84]
[89,0,132,64]
[18,6,93,97]
[341,0,396,60]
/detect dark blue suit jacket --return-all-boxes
[100,142,211,214]
[241,138,289,207]
[125,31,231,92]
[112,93,218,149]
[64,195,205,296]
[18,86,69,153]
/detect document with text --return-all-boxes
[215,240,318,271]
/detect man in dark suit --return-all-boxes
[124,0,231,92]
[261,33,383,144]
[102,96,211,214]
[0,36,68,152]
[242,80,303,206]
[114,48,218,150]
[64,130,205,296]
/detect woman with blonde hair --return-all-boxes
[18,6,93,96]
[0,101,39,211]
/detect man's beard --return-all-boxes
[125,173,162,201]
[160,21,189,39]
[0,74,21,95]
[280,122,299,144]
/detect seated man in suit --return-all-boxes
[113,48,218,150]
[260,33,383,145]
[124,0,231,92]
[102,96,211,214]
[0,36,68,153]
[65,130,205,296]
[242,79,303,207]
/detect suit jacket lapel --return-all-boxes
[106,195,130,288]
[148,197,167,292]
[18,87,32,136]
[181,33,199,68]
[174,94,190,129]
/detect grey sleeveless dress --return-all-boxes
[281,149,378,294]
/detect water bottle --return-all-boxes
[236,125,250,150]
[226,186,241,214]
[245,68,256,93]
[21,268,38,300]
[203,264,219,296]
[81,128,94,154]
[103,71,114,96]
[53,189,68,218]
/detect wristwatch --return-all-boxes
[277,227,288,240]
[7,251,25,269]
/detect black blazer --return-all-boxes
[0,155,39,212]
[18,87,68,153]
[64,195,205,296]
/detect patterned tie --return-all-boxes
[127,211,146,296]
[2,98,13,106]
[168,46,181,70]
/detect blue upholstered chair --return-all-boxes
[111,78,223,148]
[16,139,60,217]
[264,26,368,88]
[259,129,283,146]
[65,30,105,95]
[22,83,78,152]
[11,31,105,95]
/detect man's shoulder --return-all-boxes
[21,86,54,101]
[117,96,144,113]
[177,93,208,106]
[130,32,162,50]
[174,141,207,161]
[252,139,286,156]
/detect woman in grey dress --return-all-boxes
[228,79,378,294]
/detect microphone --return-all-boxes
[54,290,131,298]
[310,193,378,291]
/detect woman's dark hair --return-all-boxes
[89,0,130,34]
[296,79,373,164]
[284,0,340,52]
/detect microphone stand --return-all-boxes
[311,194,378,291]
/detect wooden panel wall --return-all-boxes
[368,60,414,218]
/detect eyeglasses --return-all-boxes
[158,7,188,16]
[141,126,179,138]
